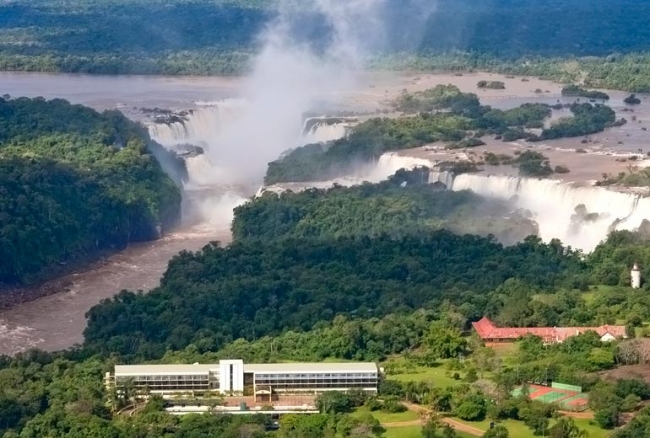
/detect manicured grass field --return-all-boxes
[383,425,422,438]
[573,418,609,438]
[352,406,419,423]
[383,425,476,438]
[384,360,465,387]
[448,417,609,438]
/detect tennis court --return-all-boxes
[559,394,590,411]
[511,383,589,411]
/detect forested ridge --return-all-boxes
[2,0,650,92]
[83,232,582,359]
[236,170,537,245]
[0,97,182,285]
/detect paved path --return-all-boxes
[558,410,594,419]
[381,420,422,428]
[400,402,485,436]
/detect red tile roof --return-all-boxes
[472,317,626,344]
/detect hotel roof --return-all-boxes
[472,317,626,343]
[244,363,378,373]
[115,364,218,375]
[114,362,378,376]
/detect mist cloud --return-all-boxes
[195,0,437,185]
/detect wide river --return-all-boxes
[0,72,250,355]
[1,70,648,356]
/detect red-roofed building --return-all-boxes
[472,317,627,346]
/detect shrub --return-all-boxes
[595,407,620,429]
[554,165,570,174]
[365,398,382,412]
[382,400,407,413]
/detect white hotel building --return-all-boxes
[107,360,379,399]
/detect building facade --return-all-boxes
[106,360,379,399]
[473,317,626,346]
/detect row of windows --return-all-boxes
[255,378,377,384]
[118,375,210,382]
[134,384,211,391]
[255,373,377,379]
[256,382,376,389]
[255,379,377,386]
[122,379,215,388]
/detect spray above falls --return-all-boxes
[148,103,355,187]
[431,171,650,252]
[258,150,650,253]
[147,0,438,187]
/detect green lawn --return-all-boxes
[383,425,475,438]
[352,406,420,423]
[384,425,422,438]
[448,417,609,438]
[384,359,465,387]
[573,418,610,438]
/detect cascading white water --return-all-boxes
[148,101,352,187]
[148,99,248,148]
[370,153,434,181]
[301,122,349,144]
[255,152,650,252]
[429,171,454,188]
[259,152,435,195]
[440,173,650,252]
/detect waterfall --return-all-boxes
[442,173,650,252]
[429,171,454,188]
[259,152,436,195]
[148,99,248,148]
[301,122,349,144]
[371,153,434,180]
[148,101,355,186]
[300,117,356,144]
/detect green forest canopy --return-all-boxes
[0,97,182,285]
[2,173,650,436]
[235,170,538,245]
[3,0,650,88]
[82,232,584,359]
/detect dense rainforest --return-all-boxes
[0,97,183,285]
[265,85,618,184]
[2,1,650,437]
[2,0,650,92]
[236,170,538,245]
[83,232,583,360]
[2,173,650,436]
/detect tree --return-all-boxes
[521,406,550,435]
[515,151,554,177]
[621,394,642,413]
[624,94,641,105]
[473,347,499,378]
[422,417,439,438]
[441,425,458,438]
[316,392,355,414]
[483,424,510,438]
[548,417,589,438]
[425,322,468,360]
[454,394,487,421]
[595,407,620,429]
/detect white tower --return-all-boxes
[631,263,642,289]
